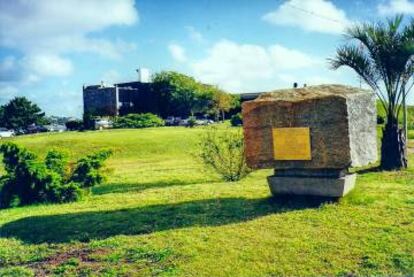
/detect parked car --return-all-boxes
[95,119,113,130]
[14,128,27,136]
[165,116,175,126]
[195,119,214,126]
[26,124,48,134]
[178,118,189,126]
[45,124,67,132]
[0,128,14,138]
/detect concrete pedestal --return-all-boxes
[267,174,356,197]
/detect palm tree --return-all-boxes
[330,15,414,170]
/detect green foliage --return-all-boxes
[0,128,412,276]
[70,149,113,188]
[45,150,67,177]
[187,116,196,128]
[198,127,251,181]
[330,15,414,169]
[152,71,237,118]
[230,113,243,126]
[377,101,414,128]
[0,266,34,277]
[65,119,83,131]
[0,143,112,208]
[83,113,95,130]
[0,97,45,129]
[113,113,164,129]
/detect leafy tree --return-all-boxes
[0,97,46,129]
[153,71,198,117]
[330,15,414,170]
[212,91,237,121]
[153,71,235,118]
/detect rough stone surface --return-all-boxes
[242,84,377,170]
[267,174,356,197]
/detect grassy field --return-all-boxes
[0,127,413,276]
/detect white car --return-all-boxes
[0,128,14,138]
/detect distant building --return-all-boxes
[83,68,266,118]
[83,69,160,116]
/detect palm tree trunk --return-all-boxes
[380,116,407,170]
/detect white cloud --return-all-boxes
[24,54,73,77]
[262,0,351,34]
[0,0,138,52]
[186,26,205,43]
[0,56,20,81]
[378,0,414,15]
[191,40,320,92]
[101,70,122,84]
[0,84,19,104]
[168,43,188,62]
[269,45,321,69]
[0,0,138,83]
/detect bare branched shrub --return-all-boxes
[198,127,251,181]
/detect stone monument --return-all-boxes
[242,84,377,197]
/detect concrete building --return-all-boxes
[83,68,265,118]
[83,69,160,116]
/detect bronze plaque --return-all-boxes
[272,127,311,160]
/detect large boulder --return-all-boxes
[242,84,377,170]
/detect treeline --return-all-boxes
[151,71,239,120]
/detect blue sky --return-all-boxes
[1,0,414,117]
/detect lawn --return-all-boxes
[0,127,413,276]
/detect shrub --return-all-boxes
[0,143,112,209]
[70,150,113,188]
[45,150,67,177]
[230,113,243,126]
[198,127,251,181]
[113,113,164,129]
[187,116,196,128]
[65,120,83,131]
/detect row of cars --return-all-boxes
[165,116,214,127]
[0,124,67,138]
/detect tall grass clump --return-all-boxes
[198,127,251,181]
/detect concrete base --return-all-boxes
[267,174,356,197]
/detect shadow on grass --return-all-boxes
[0,195,336,244]
[92,179,208,195]
[354,166,382,175]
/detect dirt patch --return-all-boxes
[29,247,110,276]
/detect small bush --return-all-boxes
[70,150,113,188]
[0,143,112,209]
[45,150,67,177]
[187,116,196,128]
[113,113,164,129]
[230,113,243,126]
[65,120,83,131]
[198,127,251,181]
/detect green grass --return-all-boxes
[0,127,413,276]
